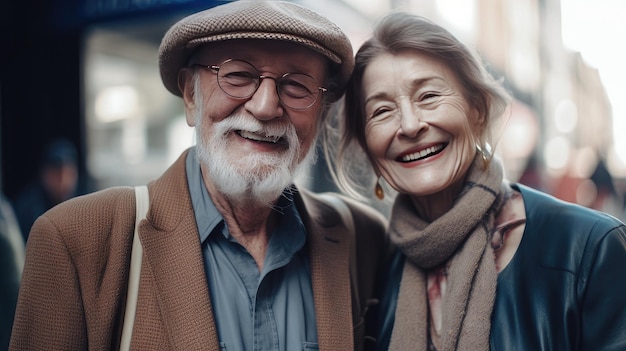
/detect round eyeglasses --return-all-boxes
[192,59,327,110]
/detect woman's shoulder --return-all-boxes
[515,183,624,232]
[513,183,625,270]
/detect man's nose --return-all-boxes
[244,78,284,121]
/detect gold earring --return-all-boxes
[476,142,492,169]
[375,178,385,200]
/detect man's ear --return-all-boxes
[178,68,197,126]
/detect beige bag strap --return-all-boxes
[120,185,149,351]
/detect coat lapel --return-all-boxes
[138,150,220,350]
[139,220,218,349]
[298,190,354,350]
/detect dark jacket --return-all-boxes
[374,183,626,350]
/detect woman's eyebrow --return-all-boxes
[364,76,447,105]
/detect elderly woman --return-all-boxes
[330,12,626,351]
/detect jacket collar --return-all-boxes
[140,149,219,349]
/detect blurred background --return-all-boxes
[1,0,625,221]
[2,1,624,346]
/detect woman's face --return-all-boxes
[362,50,480,198]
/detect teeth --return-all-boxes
[402,144,444,162]
[239,131,281,143]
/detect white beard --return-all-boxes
[193,86,317,207]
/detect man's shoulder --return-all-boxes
[298,188,388,237]
[49,186,135,217]
[299,187,382,214]
[331,192,387,230]
[34,186,136,240]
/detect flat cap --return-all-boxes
[159,0,354,102]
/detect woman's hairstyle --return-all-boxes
[325,12,512,200]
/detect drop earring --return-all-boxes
[475,142,492,169]
[375,177,385,200]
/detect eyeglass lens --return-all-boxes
[215,59,322,110]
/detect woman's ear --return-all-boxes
[469,106,485,138]
[178,68,197,126]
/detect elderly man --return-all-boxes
[9,1,388,351]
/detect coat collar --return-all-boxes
[140,149,219,349]
[138,149,354,350]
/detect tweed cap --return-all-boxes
[159,0,354,102]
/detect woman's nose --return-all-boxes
[398,102,427,137]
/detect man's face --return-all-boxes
[180,40,328,205]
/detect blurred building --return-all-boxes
[1,0,623,219]
[340,0,623,217]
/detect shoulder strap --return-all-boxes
[120,185,149,351]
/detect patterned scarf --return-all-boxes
[387,155,505,351]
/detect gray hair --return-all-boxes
[326,12,511,200]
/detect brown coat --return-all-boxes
[10,150,388,351]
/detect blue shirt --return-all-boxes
[185,148,318,351]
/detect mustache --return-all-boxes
[212,113,297,146]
